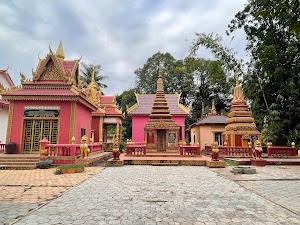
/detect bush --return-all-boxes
[55,164,85,175]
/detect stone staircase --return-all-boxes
[0,154,40,169]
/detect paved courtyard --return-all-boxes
[2,165,299,225]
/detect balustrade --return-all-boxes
[0,143,5,153]
[267,146,296,157]
[179,145,200,156]
[126,144,146,155]
[46,143,102,157]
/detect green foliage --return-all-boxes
[116,88,137,141]
[118,141,127,152]
[189,0,300,146]
[226,0,300,146]
[55,164,85,175]
[80,62,108,90]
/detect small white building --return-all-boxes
[0,68,15,143]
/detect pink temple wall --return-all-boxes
[91,117,100,142]
[131,115,186,142]
[10,100,71,153]
[74,103,93,144]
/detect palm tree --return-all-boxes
[80,62,108,89]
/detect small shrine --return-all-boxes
[189,100,227,150]
[144,66,180,152]
[222,68,260,147]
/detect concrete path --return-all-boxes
[10,166,300,225]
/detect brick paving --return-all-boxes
[3,166,299,225]
[0,167,102,225]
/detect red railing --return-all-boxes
[45,143,102,157]
[179,145,200,155]
[204,146,252,157]
[225,147,252,157]
[126,144,146,155]
[267,146,296,157]
[0,143,5,153]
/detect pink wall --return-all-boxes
[10,100,71,153]
[91,117,100,142]
[131,115,186,142]
[75,103,93,143]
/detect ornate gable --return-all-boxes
[31,42,80,86]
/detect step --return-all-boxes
[0,164,37,170]
[0,162,38,165]
[0,158,39,162]
[152,162,178,166]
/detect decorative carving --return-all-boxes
[20,71,26,84]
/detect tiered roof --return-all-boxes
[92,96,123,117]
[223,69,260,135]
[1,42,97,111]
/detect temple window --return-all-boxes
[214,133,222,145]
[81,128,86,137]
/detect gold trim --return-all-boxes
[70,101,76,143]
[6,100,14,142]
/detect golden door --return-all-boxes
[23,119,58,153]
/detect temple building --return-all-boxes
[189,100,227,150]
[128,66,189,152]
[222,69,260,147]
[0,42,123,153]
[0,68,15,143]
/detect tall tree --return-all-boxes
[226,0,300,145]
[116,88,137,141]
[80,62,108,90]
[184,57,233,124]
[134,52,178,94]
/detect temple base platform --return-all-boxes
[250,159,267,167]
[206,160,226,168]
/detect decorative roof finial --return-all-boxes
[158,63,162,78]
[156,64,164,92]
[210,99,217,115]
[56,40,65,63]
[233,65,245,102]
[92,63,95,82]
[49,42,53,53]
[235,66,240,86]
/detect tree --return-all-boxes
[80,62,108,90]
[184,57,233,124]
[226,0,300,145]
[116,88,137,141]
[134,52,178,94]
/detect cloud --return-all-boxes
[0,0,248,95]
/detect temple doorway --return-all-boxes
[242,139,249,147]
[157,130,166,152]
[23,119,58,153]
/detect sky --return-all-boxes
[0,0,248,96]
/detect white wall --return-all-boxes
[0,109,8,143]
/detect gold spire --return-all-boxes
[235,66,240,86]
[157,64,164,92]
[233,66,245,102]
[56,40,65,63]
[92,64,95,82]
[210,99,217,115]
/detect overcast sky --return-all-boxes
[0,0,248,95]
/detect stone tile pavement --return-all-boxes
[0,167,103,225]
[6,166,300,225]
[211,166,300,216]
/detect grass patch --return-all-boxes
[55,164,85,175]
[224,159,239,166]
